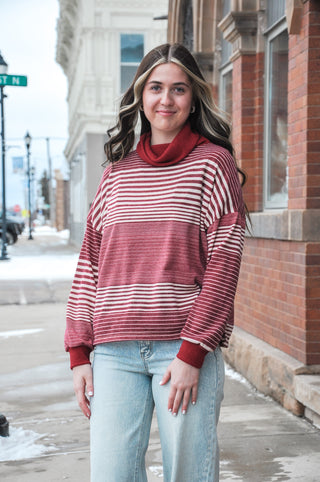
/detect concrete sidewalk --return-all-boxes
[1,229,320,481]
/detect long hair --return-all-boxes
[104,43,247,186]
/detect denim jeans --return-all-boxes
[90,340,225,482]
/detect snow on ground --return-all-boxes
[0,254,78,280]
[0,328,44,339]
[0,227,79,280]
[31,225,70,239]
[0,426,56,461]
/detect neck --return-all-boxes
[150,128,182,146]
[136,123,210,167]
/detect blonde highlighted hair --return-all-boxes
[105,43,246,185]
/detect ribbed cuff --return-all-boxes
[176,340,209,368]
[69,346,92,370]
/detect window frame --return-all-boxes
[119,33,145,94]
[263,20,289,210]
[219,63,233,119]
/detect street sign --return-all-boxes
[0,74,28,87]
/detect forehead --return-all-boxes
[147,62,190,83]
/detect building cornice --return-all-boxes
[56,0,79,74]
[218,11,258,61]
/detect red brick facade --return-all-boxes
[233,53,264,213]
[233,1,320,366]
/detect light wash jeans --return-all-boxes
[90,340,225,482]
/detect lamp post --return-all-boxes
[24,131,33,240]
[0,51,9,260]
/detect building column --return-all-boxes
[219,10,263,212]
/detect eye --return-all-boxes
[150,84,161,92]
[174,86,185,94]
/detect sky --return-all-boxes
[0,0,68,209]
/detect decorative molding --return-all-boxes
[193,51,214,73]
[286,0,304,34]
[96,0,166,8]
[56,0,79,73]
[218,11,258,61]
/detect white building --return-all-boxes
[56,0,168,245]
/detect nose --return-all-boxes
[160,88,173,106]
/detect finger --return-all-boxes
[172,389,184,416]
[86,375,94,397]
[74,377,91,419]
[160,369,171,386]
[167,386,177,413]
[191,384,198,406]
[181,388,191,414]
[79,397,91,419]
[75,386,91,419]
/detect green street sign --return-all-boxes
[0,74,28,87]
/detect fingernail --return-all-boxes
[159,381,164,385]
[88,391,93,396]
[182,410,186,415]
[168,408,172,412]
[192,401,196,405]
[173,412,177,417]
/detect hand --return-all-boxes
[160,358,200,416]
[72,364,93,419]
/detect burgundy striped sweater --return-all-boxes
[65,141,246,368]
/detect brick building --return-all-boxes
[168,0,320,422]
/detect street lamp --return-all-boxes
[24,131,33,240]
[0,51,9,260]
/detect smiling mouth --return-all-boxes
[157,110,176,115]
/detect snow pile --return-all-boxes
[0,328,44,339]
[0,426,54,461]
[1,227,79,281]
[225,364,251,386]
[0,255,79,280]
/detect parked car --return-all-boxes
[0,215,24,245]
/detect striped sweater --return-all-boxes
[65,141,246,368]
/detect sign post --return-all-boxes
[0,71,28,260]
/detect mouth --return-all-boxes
[156,110,176,116]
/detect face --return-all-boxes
[142,62,193,145]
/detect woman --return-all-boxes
[65,43,246,481]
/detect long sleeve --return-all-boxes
[65,146,245,369]
[64,168,109,356]
[178,150,246,362]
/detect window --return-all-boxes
[267,0,286,30]
[182,0,193,52]
[220,65,233,119]
[219,1,232,120]
[264,26,288,208]
[120,34,144,93]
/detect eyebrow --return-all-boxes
[147,80,191,87]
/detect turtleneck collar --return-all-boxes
[136,123,209,167]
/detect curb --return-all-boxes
[223,326,320,426]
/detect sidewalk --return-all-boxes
[1,228,320,481]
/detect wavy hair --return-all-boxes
[104,43,247,186]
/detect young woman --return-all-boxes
[65,43,246,481]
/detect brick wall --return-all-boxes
[232,53,264,213]
[306,242,320,364]
[233,1,320,366]
[235,238,320,365]
[288,0,320,210]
